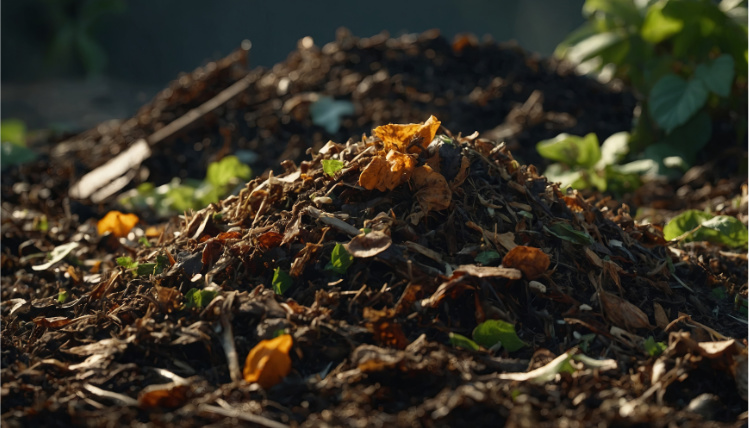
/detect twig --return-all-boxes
[198,404,289,428]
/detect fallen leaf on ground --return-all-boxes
[373,115,441,154]
[600,291,653,330]
[345,231,392,258]
[502,246,550,280]
[408,165,451,224]
[358,150,417,191]
[97,211,139,238]
[243,334,293,389]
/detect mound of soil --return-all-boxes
[1,30,746,427]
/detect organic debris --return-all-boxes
[1,30,747,427]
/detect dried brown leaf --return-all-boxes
[373,115,441,154]
[600,291,653,330]
[358,150,416,191]
[502,246,550,280]
[653,302,669,329]
[345,231,392,258]
[33,316,75,329]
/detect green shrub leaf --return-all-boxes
[448,332,480,351]
[695,54,735,97]
[472,319,527,352]
[664,210,748,248]
[536,133,601,168]
[272,267,292,295]
[207,155,251,188]
[649,74,709,133]
[322,159,344,177]
[597,132,630,168]
[325,243,354,274]
[641,4,684,43]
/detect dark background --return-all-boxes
[1,0,584,130]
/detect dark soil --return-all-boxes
[2,30,747,427]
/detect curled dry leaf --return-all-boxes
[501,246,550,280]
[408,165,451,225]
[33,316,75,329]
[97,210,139,238]
[344,231,392,258]
[138,384,191,409]
[373,115,441,154]
[358,150,417,191]
[243,334,293,389]
[600,291,653,330]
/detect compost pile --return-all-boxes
[2,30,747,427]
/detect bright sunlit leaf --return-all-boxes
[243,334,293,389]
[184,288,218,309]
[325,243,353,274]
[373,115,441,154]
[272,267,292,295]
[449,332,480,351]
[322,159,345,177]
[97,210,139,238]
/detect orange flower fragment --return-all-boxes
[501,246,550,280]
[373,115,441,154]
[243,334,293,389]
[97,211,139,238]
[359,150,417,191]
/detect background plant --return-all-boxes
[554,0,747,177]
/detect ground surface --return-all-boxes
[1,30,747,427]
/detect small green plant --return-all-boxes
[119,155,251,216]
[1,119,37,169]
[448,332,480,351]
[325,243,354,274]
[555,0,747,175]
[472,319,527,352]
[537,131,641,193]
[272,267,292,296]
[184,288,218,309]
[322,159,345,177]
[115,254,167,276]
[644,336,667,357]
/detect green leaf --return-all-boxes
[325,243,353,275]
[649,74,709,133]
[58,290,69,304]
[536,133,601,168]
[695,54,735,97]
[32,242,80,271]
[664,210,748,248]
[641,4,684,43]
[449,332,480,351]
[542,163,586,190]
[116,256,138,270]
[309,96,355,133]
[597,132,630,168]
[1,119,26,146]
[184,288,218,309]
[136,263,157,276]
[322,159,344,177]
[206,155,251,188]
[662,111,712,163]
[544,223,595,246]
[1,141,37,169]
[644,336,667,357]
[155,254,169,275]
[475,251,501,265]
[272,267,292,295]
[472,319,527,352]
[138,236,151,248]
[564,31,627,65]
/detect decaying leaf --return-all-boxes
[454,264,523,279]
[373,115,441,154]
[501,246,550,280]
[409,165,452,224]
[653,301,670,329]
[358,150,417,191]
[344,231,392,258]
[33,316,75,329]
[138,384,191,409]
[97,210,139,238]
[600,291,653,330]
[243,334,293,389]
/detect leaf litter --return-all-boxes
[1,30,747,428]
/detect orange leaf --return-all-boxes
[97,211,139,238]
[358,150,417,191]
[502,246,550,280]
[243,334,293,389]
[373,115,441,154]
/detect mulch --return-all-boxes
[2,29,747,427]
